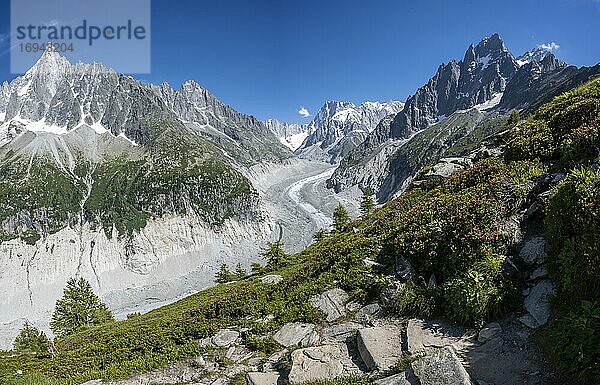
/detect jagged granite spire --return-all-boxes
[0,51,290,162]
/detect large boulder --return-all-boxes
[519,237,548,265]
[273,323,319,347]
[260,275,283,284]
[246,372,281,385]
[357,326,403,371]
[288,345,345,384]
[522,280,555,327]
[411,347,473,385]
[211,329,240,347]
[200,329,240,348]
[311,288,349,322]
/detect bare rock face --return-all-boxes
[288,345,345,384]
[311,288,349,322]
[273,323,319,348]
[296,100,405,163]
[410,347,474,385]
[357,326,403,371]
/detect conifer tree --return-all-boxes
[50,278,113,338]
[13,321,51,355]
[506,109,520,128]
[360,189,376,217]
[215,263,234,283]
[234,263,247,279]
[262,241,287,269]
[333,204,351,232]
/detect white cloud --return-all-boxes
[43,19,62,27]
[0,33,8,45]
[538,42,560,51]
[298,107,311,117]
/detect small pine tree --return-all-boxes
[13,321,50,355]
[50,278,113,338]
[215,263,234,283]
[313,228,328,242]
[262,241,287,269]
[251,262,264,274]
[360,189,376,217]
[234,263,247,279]
[333,204,350,232]
[506,110,520,128]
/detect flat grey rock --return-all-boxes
[311,288,349,322]
[80,381,102,385]
[260,275,283,284]
[246,372,280,385]
[322,322,362,342]
[523,280,555,327]
[529,267,548,280]
[518,314,539,329]
[212,329,240,347]
[357,326,403,371]
[273,322,319,347]
[411,347,473,385]
[406,319,467,352]
[375,372,412,385]
[519,237,548,265]
[288,345,345,384]
[478,323,502,343]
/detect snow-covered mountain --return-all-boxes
[265,119,309,151]
[0,50,290,163]
[516,45,559,66]
[329,34,599,201]
[295,100,404,163]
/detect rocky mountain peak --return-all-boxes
[475,33,508,56]
[26,49,71,77]
[516,46,563,67]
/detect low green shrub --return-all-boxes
[544,168,600,384]
[379,158,543,325]
[505,76,600,164]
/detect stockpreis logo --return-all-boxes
[10,0,151,74]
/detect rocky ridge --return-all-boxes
[328,33,600,201]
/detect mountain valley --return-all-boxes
[0,32,599,385]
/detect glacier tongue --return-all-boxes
[0,214,274,349]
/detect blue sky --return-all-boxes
[0,0,599,122]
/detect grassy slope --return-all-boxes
[1,77,599,385]
[0,154,544,384]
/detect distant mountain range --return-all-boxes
[267,100,404,163]
[326,34,600,201]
